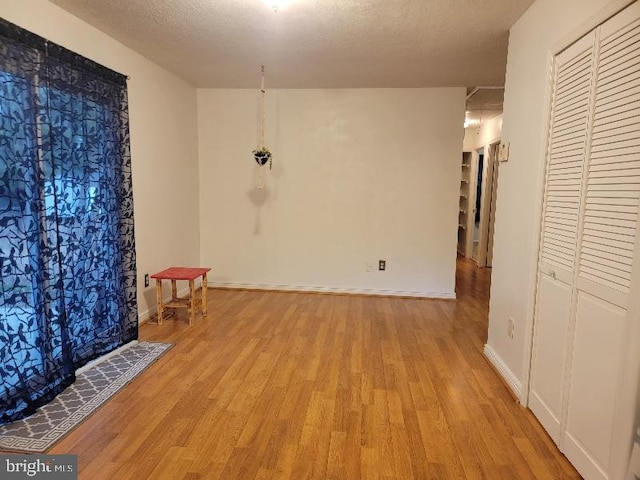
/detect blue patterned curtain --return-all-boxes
[0,19,137,424]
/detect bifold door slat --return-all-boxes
[589,166,640,177]
[598,49,640,77]
[583,221,636,237]
[582,228,636,244]
[558,58,592,84]
[589,153,640,166]
[544,236,578,251]
[586,183,640,193]
[581,257,633,279]
[594,94,640,118]
[556,84,591,106]
[544,256,575,270]
[582,245,634,262]
[540,41,596,276]
[584,208,637,221]
[592,125,640,144]
[580,270,630,294]
[594,82,640,107]
[593,104,640,126]
[582,233,634,251]
[550,154,584,165]
[598,64,640,90]
[581,250,635,272]
[584,202,638,213]
[584,215,637,229]
[599,37,640,70]
[593,114,640,134]
[600,18,640,51]
[587,175,640,185]
[581,263,632,284]
[597,74,639,99]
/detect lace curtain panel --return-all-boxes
[0,18,137,424]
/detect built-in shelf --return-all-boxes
[458,152,472,256]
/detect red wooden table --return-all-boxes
[150,267,211,326]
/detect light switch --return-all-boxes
[499,142,510,162]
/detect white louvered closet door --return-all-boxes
[579,5,640,305]
[529,32,595,445]
[530,2,640,480]
[540,33,595,283]
[565,3,640,479]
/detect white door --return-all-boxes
[529,30,595,444]
[564,4,640,478]
[529,273,573,442]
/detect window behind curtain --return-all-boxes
[0,19,137,424]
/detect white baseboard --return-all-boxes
[209,282,456,299]
[483,344,522,399]
[138,286,191,325]
[138,309,153,326]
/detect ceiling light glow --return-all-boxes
[264,0,291,12]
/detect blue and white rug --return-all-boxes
[0,341,172,453]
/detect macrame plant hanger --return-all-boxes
[253,65,272,189]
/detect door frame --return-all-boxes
[476,141,500,268]
[485,144,500,267]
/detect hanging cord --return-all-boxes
[260,65,266,149]
[260,66,272,170]
[257,65,267,189]
[476,110,483,136]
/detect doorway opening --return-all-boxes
[472,141,500,267]
[473,149,484,261]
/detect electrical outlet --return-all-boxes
[379,260,386,271]
[507,317,515,339]
[144,273,149,288]
[366,263,372,272]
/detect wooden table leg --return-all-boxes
[202,273,208,317]
[189,279,195,326]
[171,280,177,300]
[156,279,164,325]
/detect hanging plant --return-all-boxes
[253,65,273,189]
[253,147,272,168]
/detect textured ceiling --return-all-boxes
[466,87,504,112]
[48,0,534,89]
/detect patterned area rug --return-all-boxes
[0,341,172,453]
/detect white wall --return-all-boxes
[198,88,465,297]
[463,114,503,152]
[486,0,628,395]
[0,0,200,320]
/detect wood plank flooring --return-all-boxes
[49,258,581,479]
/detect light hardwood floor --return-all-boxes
[50,258,581,479]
